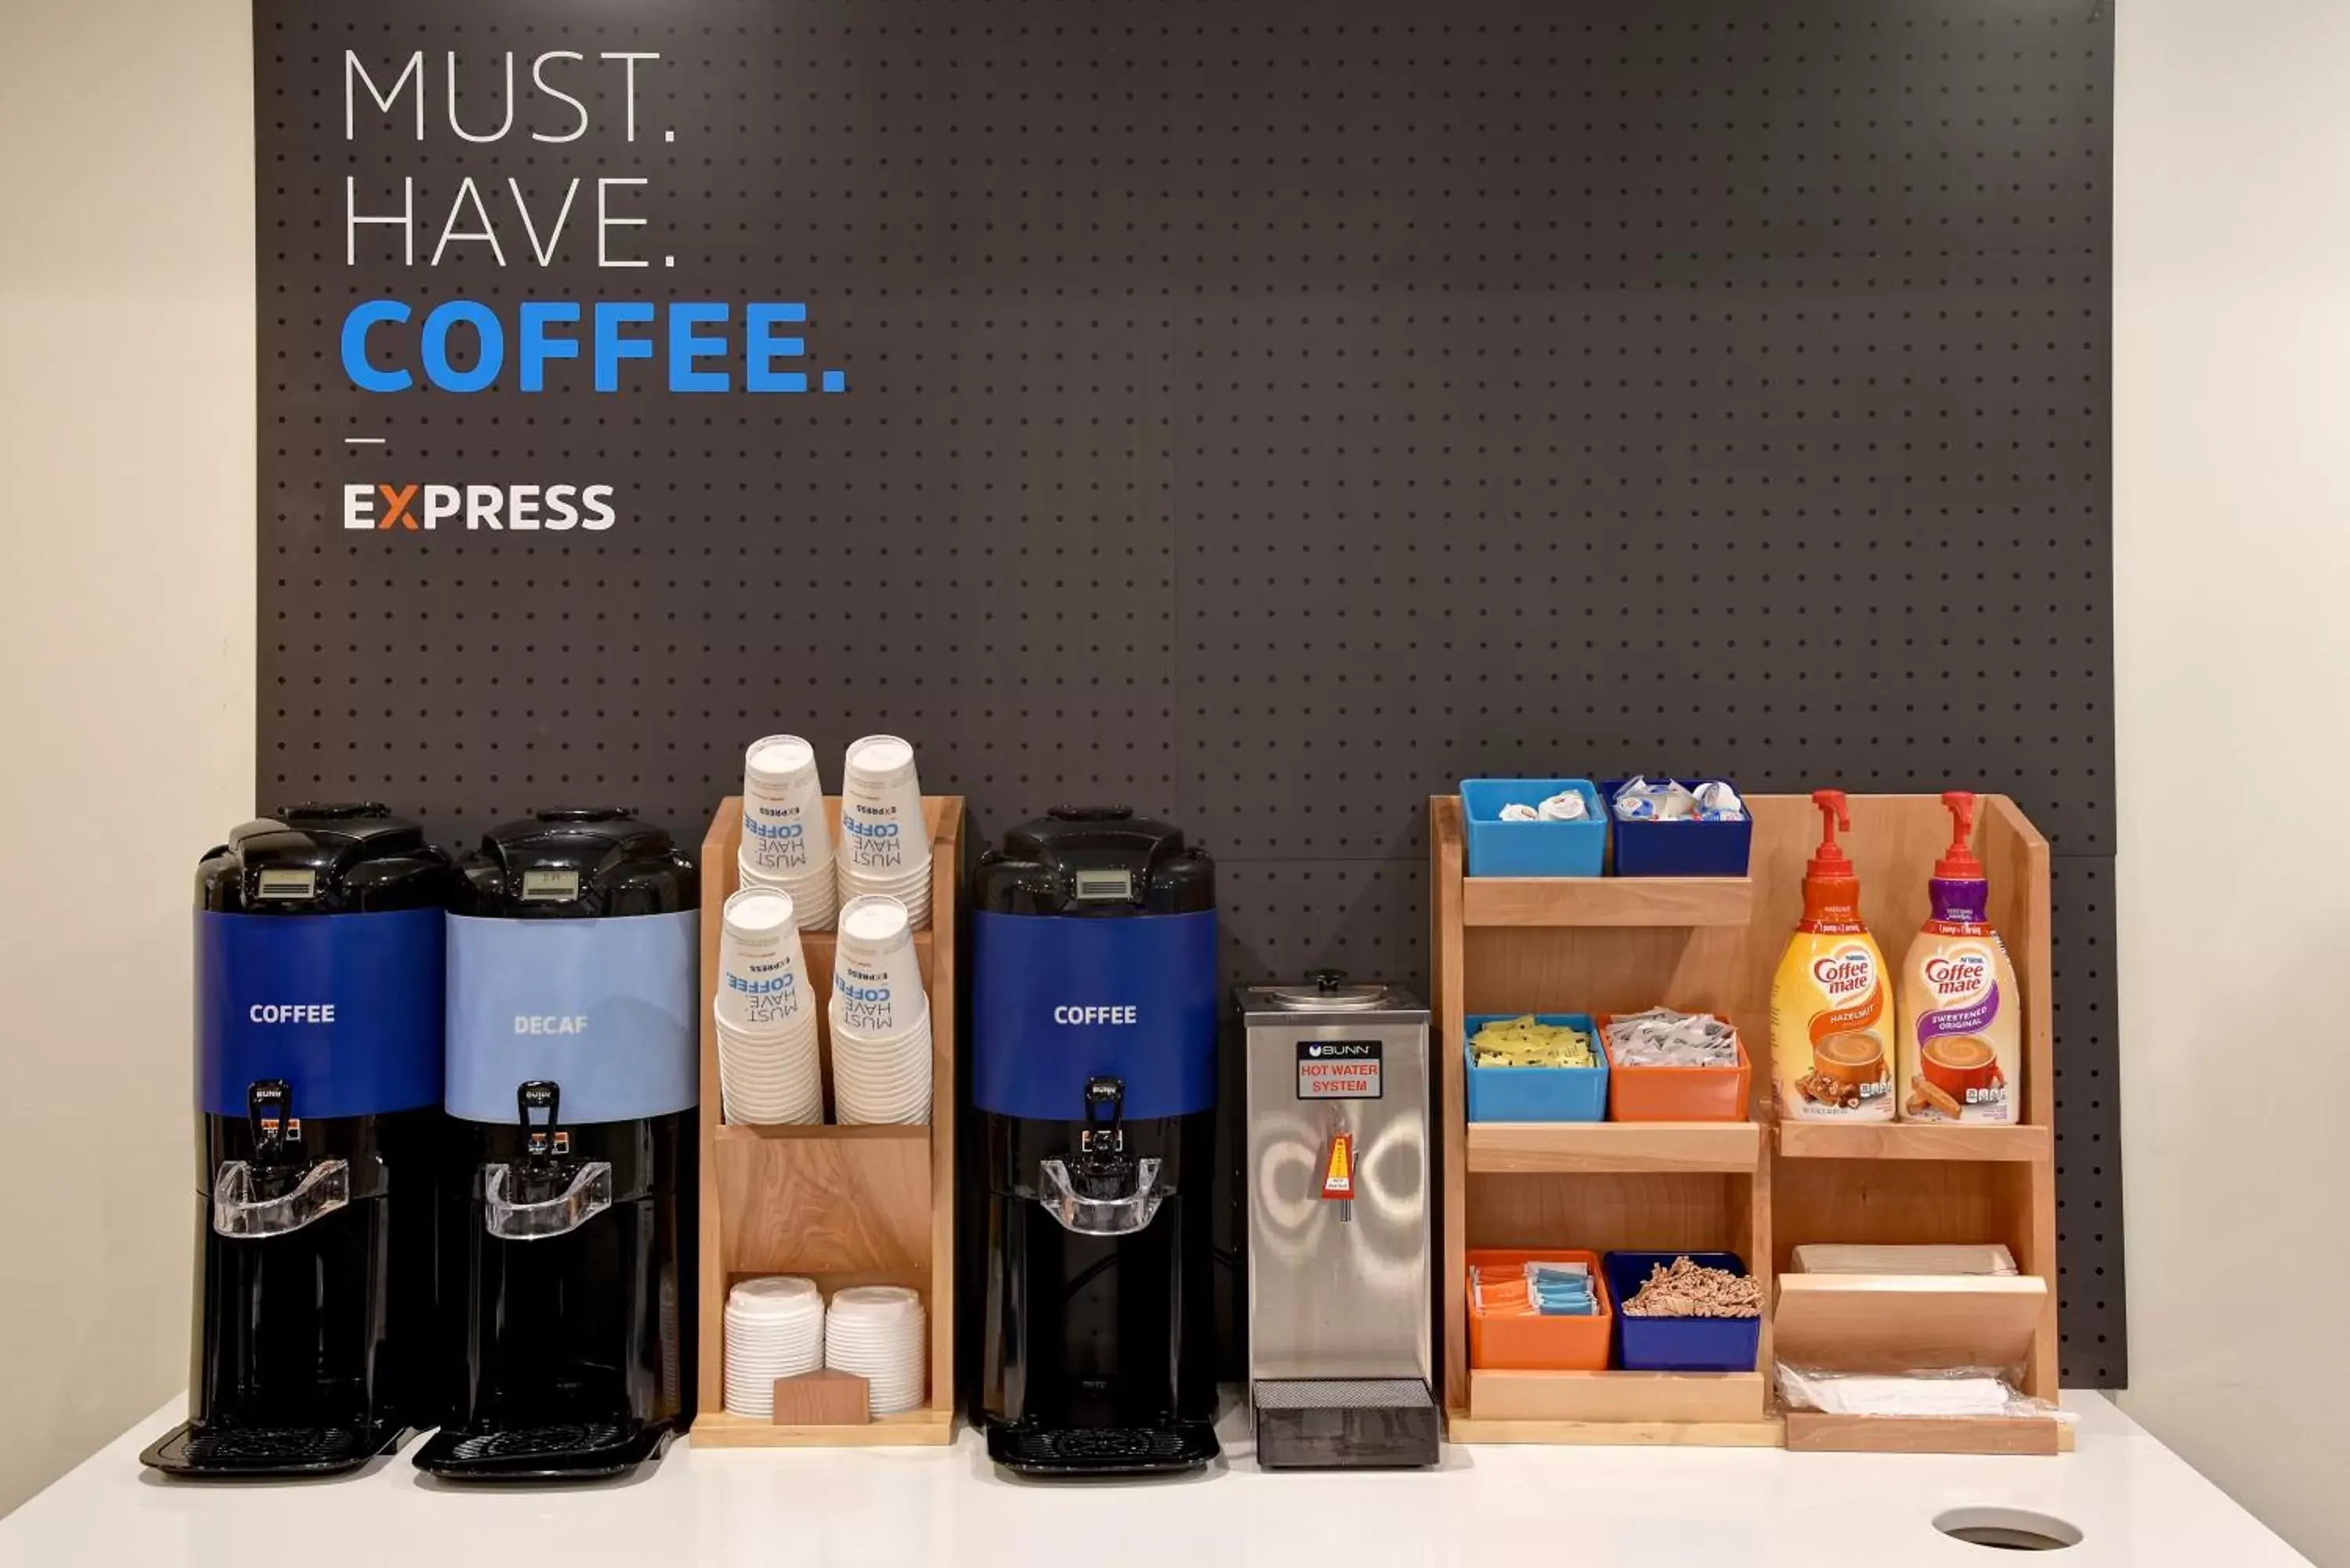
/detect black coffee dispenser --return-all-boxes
[972,807,1220,1476]
[144,804,450,1478]
[412,808,697,1481]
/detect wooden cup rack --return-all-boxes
[1432,793,2063,1454]
[689,796,963,1447]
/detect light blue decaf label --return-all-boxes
[445,911,698,1125]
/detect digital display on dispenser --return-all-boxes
[1074,869,1134,902]
[255,869,316,901]
[521,869,580,902]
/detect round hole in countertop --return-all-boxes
[1933,1507,2084,1551]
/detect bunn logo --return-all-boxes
[344,482,617,532]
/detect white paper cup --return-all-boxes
[740,854,838,930]
[715,888,815,1036]
[718,1015,823,1125]
[830,1010,932,1125]
[837,736,926,885]
[830,895,927,1036]
[743,735,833,880]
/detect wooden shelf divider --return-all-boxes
[1777,1120,2050,1163]
[692,795,963,1449]
[1432,792,2061,1454]
[1466,1120,1760,1174]
[1462,875,1753,928]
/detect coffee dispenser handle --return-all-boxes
[212,1158,349,1238]
[1037,1156,1165,1237]
[483,1161,613,1241]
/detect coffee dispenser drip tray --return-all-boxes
[139,1420,395,1479]
[413,1422,671,1482]
[1252,1378,1440,1470]
[985,1419,1220,1478]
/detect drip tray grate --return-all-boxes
[446,1423,632,1463]
[184,1427,359,1465]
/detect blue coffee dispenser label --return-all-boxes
[196,908,445,1119]
[444,911,698,1125]
[972,909,1218,1120]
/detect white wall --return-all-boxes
[0,0,252,1516]
[2115,2,2350,1564]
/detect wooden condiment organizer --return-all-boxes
[1431,793,2063,1453]
[689,796,962,1447]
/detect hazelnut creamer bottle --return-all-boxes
[1770,789,1896,1122]
[1894,792,2022,1124]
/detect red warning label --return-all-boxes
[1295,1040,1383,1100]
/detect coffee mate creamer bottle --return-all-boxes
[1771,789,1895,1122]
[1895,792,2022,1124]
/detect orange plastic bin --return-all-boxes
[1466,1248,1611,1371]
[1597,1012,1753,1122]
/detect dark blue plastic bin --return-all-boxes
[1600,779,1753,877]
[1464,1013,1607,1122]
[1460,779,1607,877]
[1602,1251,1762,1372]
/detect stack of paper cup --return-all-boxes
[828,895,933,1125]
[740,735,837,930]
[714,887,822,1125]
[837,735,930,927]
[724,1277,825,1418]
[824,1286,926,1417]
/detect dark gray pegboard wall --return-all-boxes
[255,0,2121,1383]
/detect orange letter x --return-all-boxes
[378,483,421,530]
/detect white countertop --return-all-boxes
[0,1393,2305,1567]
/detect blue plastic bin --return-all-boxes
[1464,1013,1607,1122]
[1460,779,1607,877]
[1602,1251,1762,1372]
[1600,779,1753,877]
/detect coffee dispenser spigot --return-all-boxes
[211,1079,351,1240]
[483,1080,613,1242]
[1039,1077,1166,1237]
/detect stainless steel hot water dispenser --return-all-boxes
[1238,971,1437,1468]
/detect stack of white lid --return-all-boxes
[723,1277,825,1418]
[824,1286,927,1417]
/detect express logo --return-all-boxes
[1923,948,1993,1003]
[344,482,616,533]
[1811,945,1877,1001]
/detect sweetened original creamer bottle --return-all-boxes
[1895,792,2022,1124]
[1771,789,1895,1122]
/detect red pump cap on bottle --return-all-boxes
[1807,789,1853,881]
[1935,791,1983,881]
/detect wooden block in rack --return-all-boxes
[713,1126,930,1275]
[1773,1274,2045,1375]
[772,1371,870,1427]
[1462,875,1754,928]
[1784,1411,2066,1456]
[1466,1120,1760,1174]
[1776,1120,2049,1162]
[692,1407,953,1448]
[1446,1414,1787,1447]
[1467,1368,1765,1425]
